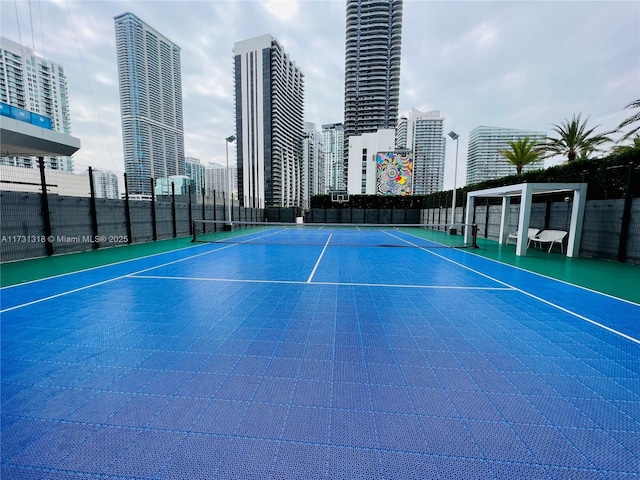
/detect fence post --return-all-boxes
[188,185,193,235]
[484,199,490,238]
[617,162,634,262]
[150,178,157,241]
[171,181,177,238]
[223,192,227,224]
[88,167,99,249]
[201,188,206,233]
[124,173,132,243]
[38,157,54,256]
[213,190,217,231]
[544,195,552,229]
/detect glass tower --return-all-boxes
[343,0,403,183]
[233,34,305,208]
[114,13,185,195]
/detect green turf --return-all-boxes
[0,236,195,287]
[1,233,638,305]
[469,237,640,304]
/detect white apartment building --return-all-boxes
[302,122,325,210]
[205,163,238,200]
[466,126,546,185]
[396,108,446,195]
[0,36,73,171]
[91,169,119,199]
[347,128,395,195]
[233,34,305,208]
[322,123,345,192]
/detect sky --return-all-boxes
[1,0,638,189]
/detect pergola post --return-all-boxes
[567,183,588,257]
[498,196,511,244]
[463,192,475,245]
[515,183,533,256]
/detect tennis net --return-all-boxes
[191,220,478,249]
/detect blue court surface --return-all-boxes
[2,227,639,479]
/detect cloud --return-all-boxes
[1,0,637,185]
[263,0,299,22]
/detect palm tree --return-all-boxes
[617,99,640,141]
[612,134,640,155]
[543,113,612,162]
[499,137,544,175]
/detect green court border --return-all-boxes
[1,233,638,304]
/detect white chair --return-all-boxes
[507,228,540,247]
[530,230,568,253]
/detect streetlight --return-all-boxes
[447,130,460,234]
[225,134,236,231]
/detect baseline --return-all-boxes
[127,274,513,290]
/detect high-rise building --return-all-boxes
[205,163,237,199]
[466,126,547,185]
[233,34,305,208]
[343,0,403,183]
[185,157,206,194]
[397,108,445,194]
[322,123,345,192]
[114,13,185,195]
[347,128,395,194]
[302,122,325,210]
[90,168,119,199]
[0,36,73,171]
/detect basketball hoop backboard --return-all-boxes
[330,190,349,204]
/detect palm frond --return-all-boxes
[543,113,612,161]
[617,99,640,139]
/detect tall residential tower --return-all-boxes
[233,34,305,208]
[396,109,446,194]
[0,36,73,171]
[322,123,345,192]
[343,0,403,183]
[466,126,546,185]
[114,13,185,195]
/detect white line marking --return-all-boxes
[307,234,332,283]
[129,274,514,290]
[385,231,640,346]
[0,243,238,313]
[0,241,211,290]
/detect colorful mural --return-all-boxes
[376,151,413,195]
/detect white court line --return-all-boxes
[307,235,332,283]
[0,243,238,313]
[385,230,640,346]
[0,241,211,290]
[129,274,514,290]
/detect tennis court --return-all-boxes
[2,224,639,479]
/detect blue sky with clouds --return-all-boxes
[2,0,638,188]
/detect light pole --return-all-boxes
[225,134,236,230]
[447,131,460,234]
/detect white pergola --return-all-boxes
[463,183,588,257]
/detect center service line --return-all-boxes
[307,234,332,283]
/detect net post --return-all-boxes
[191,221,197,242]
[472,223,479,248]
